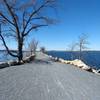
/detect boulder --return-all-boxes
[51,57,56,61]
[86,68,93,72]
[92,69,98,74]
[66,61,71,64]
[97,69,100,73]
[82,67,93,72]
[54,57,59,62]
[29,55,35,61]
[49,55,52,58]
[23,57,30,63]
[8,60,19,66]
[23,54,35,63]
[64,60,71,64]
[82,65,90,70]
[59,58,67,63]
[0,62,9,69]
[73,60,83,67]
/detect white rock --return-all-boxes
[97,69,100,73]
[59,58,64,62]
[82,65,90,70]
[92,69,98,74]
[49,55,52,58]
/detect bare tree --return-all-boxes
[67,42,77,60]
[77,33,89,60]
[0,0,57,62]
[40,46,46,53]
[29,38,38,55]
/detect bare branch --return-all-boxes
[22,11,26,29]
[3,0,20,37]
[0,12,15,26]
[0,36,18,57]
[28,38,38,55]
[22,0,53,35]
[0,25,18,57]
[30,16,56,24]
[77,33,89,59]
[23,24,48,37]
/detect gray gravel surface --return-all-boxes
[0,52,100,100]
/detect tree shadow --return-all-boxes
[34,59,52,65]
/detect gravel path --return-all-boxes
[0,52,100,100]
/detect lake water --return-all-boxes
[0,51,31,62]
[47,51,100,70]
[0,51,16,62]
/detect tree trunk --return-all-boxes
[18,38,23,62]
[31,49,32,55]
[79,44,82,60]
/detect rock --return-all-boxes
[20,60,24,64]
[59,58,63,61]
[64,61,71,64]
[59,58,67,63]
[87,68,93,72]
[0,54,35,69]
[23,54,35,63]
[81,65,89,70]
[92,69,98,74]
[23,57,30,63]
[83,67,93,72]
[54,57,59,62]
[8,61,19,66]
[49,55,52,58]
[63,60,68,64]
[29,55,35,61]
[66,61,71,64]
[51,57,56,61]
[0,62,9,69]
[97,69,100,73]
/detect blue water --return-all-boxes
[47,51,100,70]
[0,51,30,62]
[0,51,16,62]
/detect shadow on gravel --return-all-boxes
[34,59,52,65]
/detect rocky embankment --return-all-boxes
[49,55,100,75]
[0,54,35,69]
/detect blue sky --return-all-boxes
[2,0,100,50]
[28,0,100,50]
